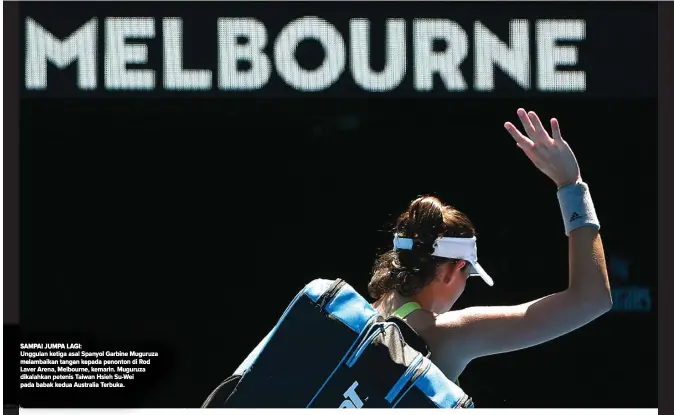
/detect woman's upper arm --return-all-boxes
[437,290,610,360]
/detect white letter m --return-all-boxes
[25,17,98,90]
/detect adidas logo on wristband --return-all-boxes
[558,182,600,235]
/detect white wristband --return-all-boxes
[557,181,600,236]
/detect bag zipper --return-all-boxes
[317,279,346,310]
[385,354,424,403]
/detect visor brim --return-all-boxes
[469,262,494,286]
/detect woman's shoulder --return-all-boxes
[402,310,462,359]
[410,314,470,381]
[409,309,465,335]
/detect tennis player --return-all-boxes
[370,108,612,383]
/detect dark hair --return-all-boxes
[368,196,476,300]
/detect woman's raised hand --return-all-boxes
[504,108,581,188]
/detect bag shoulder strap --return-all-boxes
[391,302,422,320]
[386,302,431,358]
[389,302,461,385]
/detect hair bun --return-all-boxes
[411,237,435,257]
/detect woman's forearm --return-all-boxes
[555,179,612,312]
[567,226,613,311]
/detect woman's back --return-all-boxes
[373,292,469,382]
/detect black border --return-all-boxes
[4,0,19,326]
[657,2,672,412]
[4,2,20,414]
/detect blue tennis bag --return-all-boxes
[202,278,474,408]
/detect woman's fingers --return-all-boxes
[504,122,534,148]
[527,111,545,135]
[551,118,563,143]
[516,108,537,138]
[506,109,580,186]
[505,122,539,162]
[527,111,554,146]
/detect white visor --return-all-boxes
[393,234,494,286]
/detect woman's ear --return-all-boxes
[436,262,454,285]
[439,260,467,284]
[453,260,469,279]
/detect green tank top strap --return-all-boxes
[389,302,461,385]
[391,302,422,319]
